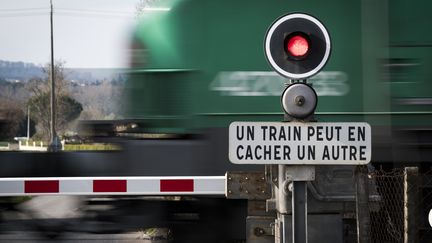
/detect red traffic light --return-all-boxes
[264,13,331,80]
[286,34,309,57]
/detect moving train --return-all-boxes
[124,0,432,164]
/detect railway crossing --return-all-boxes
[228,13,371,243]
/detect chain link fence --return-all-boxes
[366,167,432,243]
[369,168,404,243]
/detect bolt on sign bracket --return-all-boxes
[226,172,271,200]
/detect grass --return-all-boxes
[63,143,120,151]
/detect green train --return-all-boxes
[125,0,432,139]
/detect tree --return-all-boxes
[27,61,83,141]
[71,80,124,120]
[0,78,31,140]
[0,97,25,140]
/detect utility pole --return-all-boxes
[27,105,30,140]
[48,0,62,152]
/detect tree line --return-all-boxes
[0,61,125,141]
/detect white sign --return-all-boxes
[229,122,371,165]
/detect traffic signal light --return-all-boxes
[264,13,331,80]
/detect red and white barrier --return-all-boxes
[0,176,225,196]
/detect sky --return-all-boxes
[0,0,141,68]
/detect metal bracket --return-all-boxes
[285,165,315,181]
[246,216,275,243]
[226,172,271,200]
[266,165,279,187]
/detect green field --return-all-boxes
[63,143,120,151]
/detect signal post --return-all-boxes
[229,13,372,243]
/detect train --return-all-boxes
[123,0,432,163]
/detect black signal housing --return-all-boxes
[264,13,331,80]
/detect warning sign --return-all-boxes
[228,122,371,165]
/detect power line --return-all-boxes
[55,9,135,18]
[0,8,136,19]
[0,7,168,18]
[0,13,48,18]
[55,12,135,19]
[56,8,135,15]
[0,8,48,12]
[0,8,48,17]
[0,7,138,14]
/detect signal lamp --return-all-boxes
[286,34,309,58]
[264,13,331,80]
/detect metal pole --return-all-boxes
[355,165,370,243]
[274,165,313,243]
[50,0,55,143]
[292,181,307,243]
[27,105,30,140]
[404,167,419,243]
[277,165,290,214]
[273,77,316,243]
[276,165,290,243]
[48,0,61,151]
[279,214,290,243]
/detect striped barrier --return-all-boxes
[0,176,225,196]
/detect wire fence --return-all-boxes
[367,167,432,243]
[369,168,404,243]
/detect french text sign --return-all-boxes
[229,122,371,165]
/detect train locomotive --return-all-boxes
[125,0,432,162]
